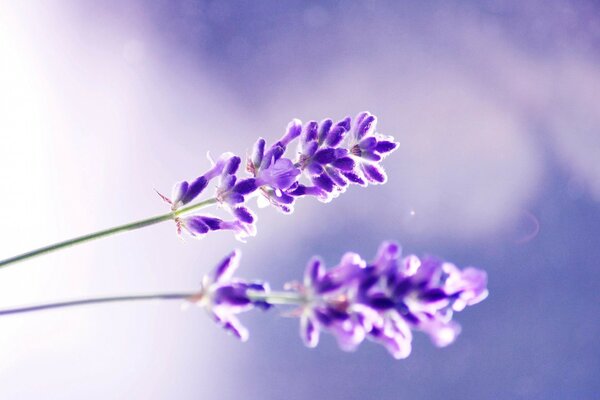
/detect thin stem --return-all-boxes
[248,290,305,305]
[0,197,218,269]
[0,290,303,317]
[0,292,195,317]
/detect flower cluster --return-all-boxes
[193,242,488,359]
[159,112,398,240]
[289,241,488,358]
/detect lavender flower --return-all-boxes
[161,112,399,238]
[187,249,270,341]
[196,242,487,360]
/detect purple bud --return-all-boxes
[185,216,210,235]
[361,163,387,184]
[342,171,366,186]
[336,117,351,131]
[233,206,255,224]
[360,151,382,162]
[302,140,319,158]
[375,140,398,154]
[359,137,377,151]
[312,173,335,192]
[280,119,302,147]
[325,166,348,187]
[306,162,324,176]
[331,157,355,171]
[325,125,346,147]
[312,148,336,165]
[224,156,241,175]
[233,178,258,195]
[251,138,266,168]
[180,176,208,204]
[356,115,376,140]
[171,181,189,204]
[318,119,333,144]
[304,121,318,143]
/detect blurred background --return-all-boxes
[1,0,599,398]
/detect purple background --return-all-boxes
[0,1,599,398]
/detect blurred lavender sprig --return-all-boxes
[162,111,398,241]
[0,242,487,359]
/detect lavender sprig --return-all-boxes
[164,111,399,238]
[0,242,487,359]
[0,112,398,268]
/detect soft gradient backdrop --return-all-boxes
[1,0,599,398]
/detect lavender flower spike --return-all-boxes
[164,112,399,239]
[194,242,486,360]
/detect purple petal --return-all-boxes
[361,163,387,183]
[312,148,336,164]
[213,249,241,282]
[373,241,402,273]
[218,314,249,342]
[270,189,295,204]
[257,158,301,190]
[180,176,208,204]
[220,220,257,241]
[233,178,258,195]
[233,206,255,224]
[304,257,325,287]
[331,157,355,171]
[420,288,449,303]
[318,119,333,144]
[375,140,398,154]
[325,125,346,147]
[287,184,326,198]
[213,285,252,307]
[366,294,395,310]
[301,314,320,348]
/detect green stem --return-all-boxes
[0,292,196,316]
[248,290,305,305]
[0,197,218,269]
[0,290,303,317]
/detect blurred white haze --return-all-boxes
[0,1,599,399]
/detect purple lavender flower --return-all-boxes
[187,249,270,341]
[163,112,398,239]
[282,241,487,358]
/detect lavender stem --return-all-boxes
[0,292,195,316]
[0,197,218,269]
